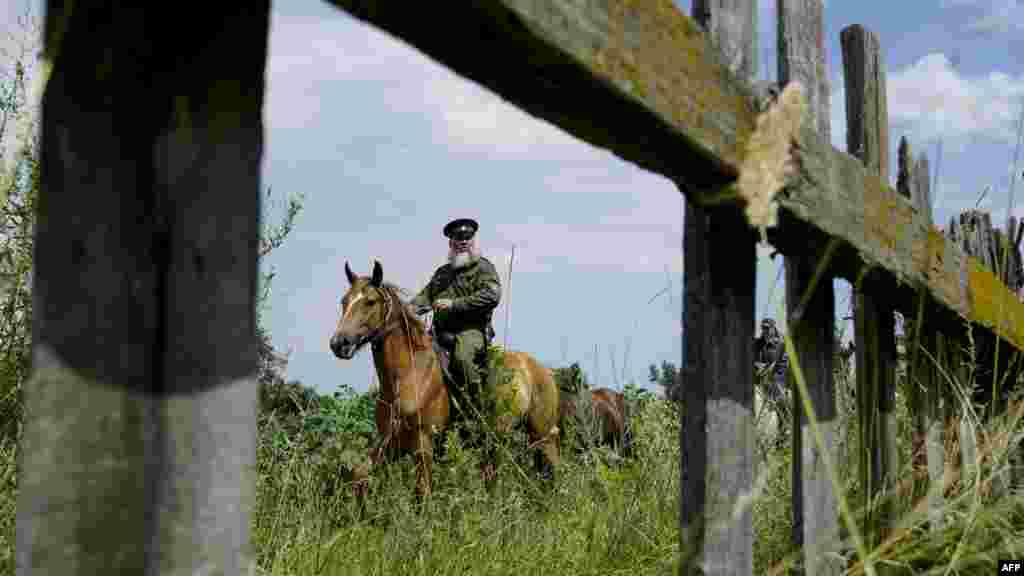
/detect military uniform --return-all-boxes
[754,319,788,403]
[409,219,502,425]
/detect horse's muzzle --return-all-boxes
[330,334,357,359]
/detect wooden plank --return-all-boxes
[903,143,946,532]
[840,25,889,185]
[928,331,949,529]
[946,333,978,481]
[693,0,758,80]
[777,2,840,573]
[681,204,757,576]
[786,244,842,574]
[777,0,830,143]
[17,3,267,573]
[681,4,756,574]
[908,311,946,532]
[914,153,932,221]
[854,279,898,549]
[924,328,945,530]
[327,0,1024,357]
[842,24,899,552]
[897,137,912,200]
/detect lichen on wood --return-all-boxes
[736,81,806,242]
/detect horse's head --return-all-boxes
[330,260,392,360]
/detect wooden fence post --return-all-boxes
[842,23,898,551]
[681,3,757,574]
[777,0,831,144]
[693,0,758,81]
[841,25,890,186]
[901,141,946,532]
[16,4,268,573]
[777,1,841,573]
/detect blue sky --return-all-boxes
[3,1,1024,396]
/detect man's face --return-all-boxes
[448,232,477,269]
[449,235,474,254]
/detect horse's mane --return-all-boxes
[378,282,430,348]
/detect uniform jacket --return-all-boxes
[410,256,502,336]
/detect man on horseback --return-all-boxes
[408,218,501,431]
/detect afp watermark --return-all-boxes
[1000,560,1024,573]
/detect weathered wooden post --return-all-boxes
[777,0,831,145]
[901,137,946,531]
[777,1,842,573]
[949,325,978,487]
[682,2,757,574]
[841,23,898,550]
[16,3,269,574]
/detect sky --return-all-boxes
[2,1,1024,397]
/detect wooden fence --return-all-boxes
[15,1,1024,574]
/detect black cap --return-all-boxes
[443,218,479,240]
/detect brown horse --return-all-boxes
[329,260,562,499]
[559,387,634,458]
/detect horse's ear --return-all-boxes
[371,260,383,287]
[345,261,356,285]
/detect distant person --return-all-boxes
[409,218,502,430]
[754,318,788,403]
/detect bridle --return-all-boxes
[343,285,398,354]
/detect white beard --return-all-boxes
[449,251,478,269]
[448,243,480,269]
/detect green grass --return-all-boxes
[0,333,1020,576]
[251,395,682,576]
[243,330,1024,576]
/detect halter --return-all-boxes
[354,285,398,352]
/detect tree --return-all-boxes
[256,186,305,397]
[0,15,42,439]
[648,360,681,402]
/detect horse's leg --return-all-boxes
[414,428,433,503]
[537,434,560,483]
[350,445,380,520]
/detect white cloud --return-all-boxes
[422,67,590,162]
[830,53,1024,155]
[943,0,1024,35]
[890,53,1024,145]
[265,13,431,133]
[266,9,597,166]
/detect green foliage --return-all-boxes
[256,188,306,394]
[0,27,40,442]
[648,360,681,402]
[622,380,654,408]
[302,384,376,441]
[552,361,587,394]
[259,379,319,420]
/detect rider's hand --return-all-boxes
[433,298,453,312]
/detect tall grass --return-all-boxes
[250,394,682,576]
